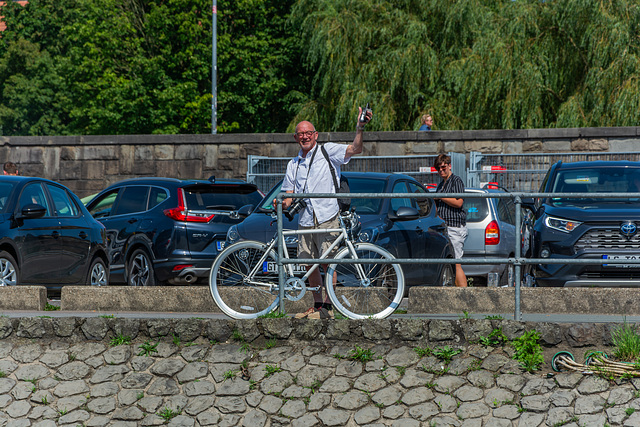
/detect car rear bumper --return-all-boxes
[154,258,215,285]
[461,254,507,277]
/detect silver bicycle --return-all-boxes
[209,211,405,320]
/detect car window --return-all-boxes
[46,184,79,217]
[391,181,413,212]
[149,186,169,209]
[112,186,150,216]
[464,196,489,223]
[19,183,51,215]
[89,190,119,218]
[0,182,15,212]
[407,182,431,216]
[497,198,515,225]
[184,185,262,210]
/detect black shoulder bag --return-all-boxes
[320,144,351,213]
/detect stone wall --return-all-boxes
[0,316,636,426]
[2,127,639,198]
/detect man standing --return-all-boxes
[278,107,373,319]
[419,114,433,131]
[434,154,467,287]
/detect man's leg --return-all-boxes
[449,226,468,287]
[455,264,467,287]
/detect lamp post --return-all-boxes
[211,0,217,134]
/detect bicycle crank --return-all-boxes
[284,278,306,301]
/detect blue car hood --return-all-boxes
[545,203,640,222]
[236,211,382,243]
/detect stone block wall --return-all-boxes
[1,127,639,198]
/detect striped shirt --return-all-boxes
[435,174,466,227]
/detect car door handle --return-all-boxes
[52,231,60,238]
[128,218,138,224]
[431,225,446,231]
[79,231,88,239]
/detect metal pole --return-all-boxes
[277,195,285,314]
[514,195,522,321]
[211,1,217,134]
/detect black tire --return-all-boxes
[499,263,514,287]
[127,248,156,287]
[87,257,108,286]
[439,264,455,287]
[0,251,18,286]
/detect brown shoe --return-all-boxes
[294,307,317,319]
[308,307,334,320]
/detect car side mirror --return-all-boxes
[520,197,536,213]
[236,204,254,219]
[388,206,420,221]
[19,203,47,219]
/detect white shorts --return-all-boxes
[448,225,468,259]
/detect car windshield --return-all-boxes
[184,184,263,210]
[260,177,387,214]
[550,168,640,205]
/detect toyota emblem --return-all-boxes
[621,221,637,239]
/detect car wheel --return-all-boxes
[439,264,455,286]
[0,251,18,286]
[499,263,514,287]
[127,249,156,287]
[87,258,108,286]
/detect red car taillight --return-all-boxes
[485,220,500,245]
[163,188,214,223]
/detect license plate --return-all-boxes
[263,261,307,275]
[603,255,640,268]
[216,241,225,251]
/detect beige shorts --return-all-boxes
[298,214,340,260]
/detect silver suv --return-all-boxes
[462,188,519,286]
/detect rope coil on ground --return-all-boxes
[555,355,640,377]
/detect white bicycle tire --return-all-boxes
[209,241,280,319]
[325,243,405,319]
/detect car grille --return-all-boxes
[575,229,640,251]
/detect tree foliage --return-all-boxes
[289,0,640,131]
[0,0,639,135]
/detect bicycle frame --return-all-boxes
[242,214,368,297]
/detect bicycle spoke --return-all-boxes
[327,243,404,319]
[210,242,280,319]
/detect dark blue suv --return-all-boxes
[86,177,264,286]
[526,161,640,287]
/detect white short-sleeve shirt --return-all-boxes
[282,142,350,227]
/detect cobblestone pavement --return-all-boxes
[1,336,640,427]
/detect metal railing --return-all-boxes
[275,191,640,320]
[247,152,466,193]
[468,151,640,192]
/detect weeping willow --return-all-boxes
[288,0,640,131]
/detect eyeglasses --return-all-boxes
[437,165,449,170]
[295,131,316,138]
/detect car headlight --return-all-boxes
[358,228,378,243]
[227,225,240,244]
[544,215,582,233]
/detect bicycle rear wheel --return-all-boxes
[210,241,280,319]
[325,243,404,319]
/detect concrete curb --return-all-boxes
[0,286,46,310]
[60,286,319,313]
[409,287,640,315]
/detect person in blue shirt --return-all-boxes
[419,114,433,131]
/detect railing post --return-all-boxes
[276,195,286,314]
[514,194,522,321]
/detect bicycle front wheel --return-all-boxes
[326,243,405,319]
[210,241,280,319]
